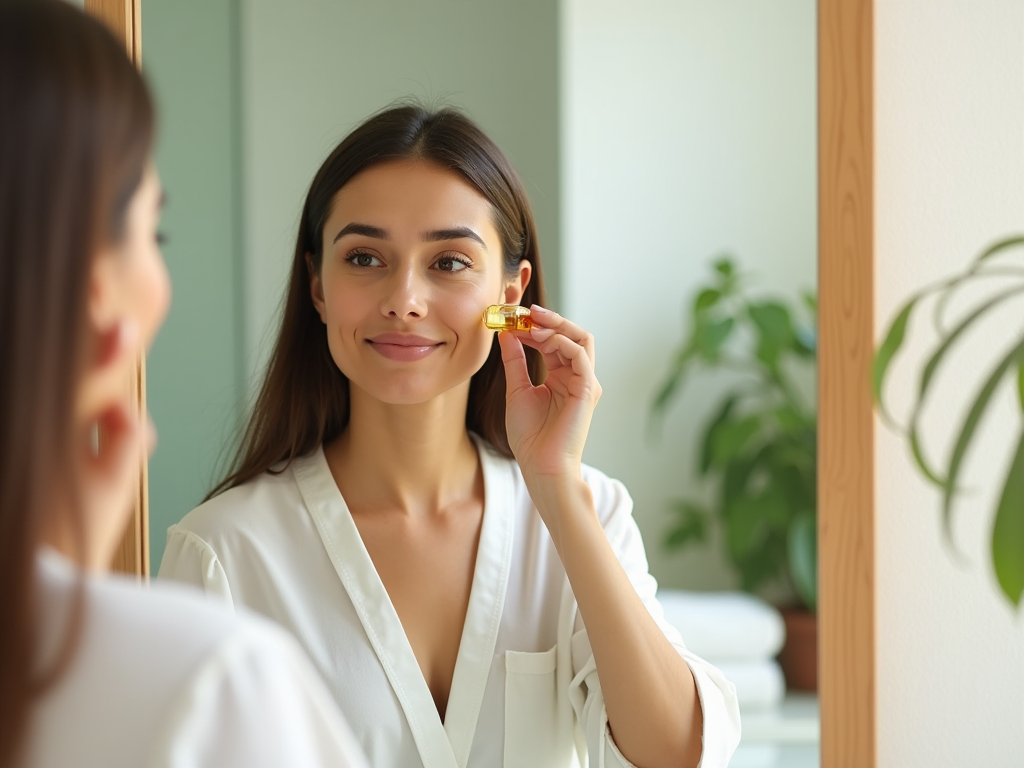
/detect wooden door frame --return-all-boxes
[83,0,148,579]
[818,0,876,766]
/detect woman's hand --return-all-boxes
[72,321,156,571]
[497,305,602,486]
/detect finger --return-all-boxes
[515,330,567,371]
[529,331,595,382]
[90,404,141,476]
[497,331,533,397]
[96,320,139,367]
[528,306,597,367]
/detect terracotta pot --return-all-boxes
[777,608,817,691]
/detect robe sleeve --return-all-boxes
[148,622,369,768]
[566,471,742,768]
[159,525,235,609]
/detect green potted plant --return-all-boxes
[651,256,818,689]
[874,235,1024,607]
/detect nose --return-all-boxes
[380,263,428,321]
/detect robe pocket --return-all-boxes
[504,646,568,768]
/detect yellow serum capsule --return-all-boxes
[482,304,534,331]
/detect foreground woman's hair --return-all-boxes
[0,2,154,764]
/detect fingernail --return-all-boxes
[530,326,554,340]
[530,304,551,315]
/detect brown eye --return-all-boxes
[434,254,470,272]
[346,251,383,268]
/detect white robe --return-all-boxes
[26,549,367,768]
[159,437,741,768]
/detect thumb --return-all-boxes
[88,403,152,485]
[497,331,533,397]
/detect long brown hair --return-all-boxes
[0,2,154,764]
[210,105,546,498]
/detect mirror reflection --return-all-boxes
[144,2,816,766]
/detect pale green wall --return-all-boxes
[143,0,244,570]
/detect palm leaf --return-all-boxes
[942,339,1024,541]
[907,284,1024,485]
[991,428,1024,605]
[975,234,1024,263]
[873,296,919,428]
[1018,357,1024,413]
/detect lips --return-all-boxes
[366,333,444,362]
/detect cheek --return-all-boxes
[131,241,170,348]
[322,278,369,332]
[443,291,497,368]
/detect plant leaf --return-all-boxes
[713,256,735,278]
[907,284,1024,484]
[712,415,761,465]
[663,501,709,551]
[693,288,721,316]
[991,428,1024,606]
[794,326,817,358]
[724,497,767,560]
[748,302,795,346]
[699,396,739,474]
[909,429,947,488]
[1018,358,1024,413]
[695,316,735,361]
[873,296,919,429]
[650,344,695,418]
[975,234,1024,264]
[942,339,1024,542]
[788,512,817,612]
[802,291,818,316]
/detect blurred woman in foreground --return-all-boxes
[0,2,367,766]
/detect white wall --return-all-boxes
[875,0,1024,764]
[242,0,560,380]
[561,0,817,590]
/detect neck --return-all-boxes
[325,382,480,517]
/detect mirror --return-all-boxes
[142,1,817,765]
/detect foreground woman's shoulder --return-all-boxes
[32,551,367,768]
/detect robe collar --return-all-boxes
[293,435,515,768]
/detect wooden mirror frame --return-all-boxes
[81,0,878,763]
[83,0,149,579]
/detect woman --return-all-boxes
[0,3,367,766]
[160,106,741,768]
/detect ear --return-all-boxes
[306,253,327,323]
[502,259,533,306]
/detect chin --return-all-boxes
[350,368,473,407]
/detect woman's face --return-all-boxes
[311,159,531,406]
[81,164,171,421]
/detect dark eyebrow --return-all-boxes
[423,227,487,250]
[333,222,389,244]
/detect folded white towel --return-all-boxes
[713,660,786,710]
[657,589,786,662]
